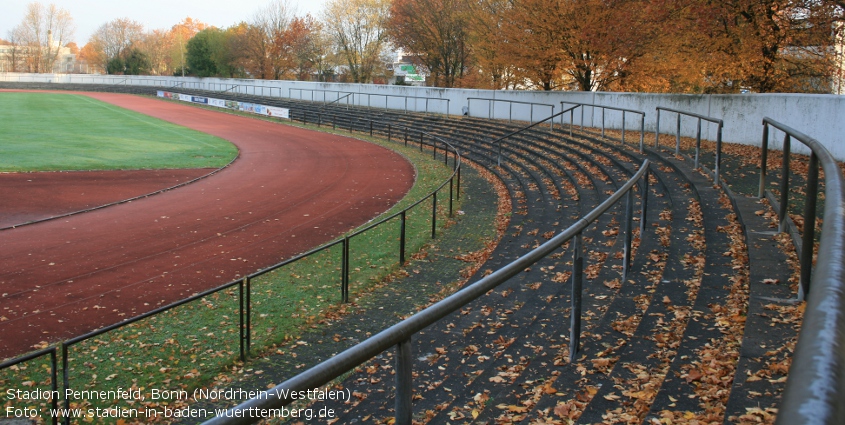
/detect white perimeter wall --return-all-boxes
[4,73,843,160]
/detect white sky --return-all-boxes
[0,0,327,45]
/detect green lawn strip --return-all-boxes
[0,92,237,172]
[0,120,458,422]
[249,131,457,352]
[179,161,501,424]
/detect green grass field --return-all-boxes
[0,92,238,172]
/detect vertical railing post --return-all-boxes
[50,349,58,425]
[675,113,681,154]
[420,132,424,152]
[370,120,373,136]
[778,134,791,233]
[245,276,251,354]
[715,124,723,186]
[400,211,407,264]
[655,109,661,148]
[799,152,819,300]
[640,168,649,236]
[62,342,69,425]
[569,232,584,363]
[342,237,350,303]
[431,192,437,239]
[621,111,627,145]
[433,139,437,160]
[449,178,454,217]
[639,113,645,154]
[569,109,574,137]
[623,189,634,281]
[695,118,702,169]
[405,128,408,146]
[457,165,462,200]
[239,279,245,362]
[395,338,413,425]
[759,124,770,198]
[580,105,585,130]
[388,124,392,142]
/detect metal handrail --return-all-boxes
[318,92,352,112]
[560,102,646,153]
[0,347,58,425]
[288,88,448,115]
[491,107,575,166]
[203,159,650,425]
[764,118,845,425]
[655,107,724,185]
[467,97,555,127]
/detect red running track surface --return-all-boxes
[0,92,415,359]
[0,168,214,228]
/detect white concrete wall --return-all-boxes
[3,72,844,160]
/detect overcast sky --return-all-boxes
[0,0,327,45]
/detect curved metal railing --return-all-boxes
[560,102,646,152]
[763,118,845,424]
[203,157,650,425]
[467,97,555,127]
[655,107,724,185]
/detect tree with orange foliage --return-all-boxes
[276,15,324,81]
[387,0,471,87]
[466,0,518,89]
[678,0,842,93]
[499,0,657,91]
[168,17,209,76]
[76,41,103,73]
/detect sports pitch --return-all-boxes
[0,92,238,172]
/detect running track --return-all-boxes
[0,92,415,359]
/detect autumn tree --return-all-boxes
[238,0,296,79]
[137,29,171,75]
[322,0,391,83]
[499,0,656,91]
[77,41,104,73]
[678,0,843,93]
[278,15,325,81]
[221,22,253,78]
[89,18,144,72]
[466,0,518,89]
[387,0,471,87]
[2,27,27,72]
[10,2,75,73]
[168,17,209,77]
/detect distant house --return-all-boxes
[389,49,427,86]
[0,41,77,74]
